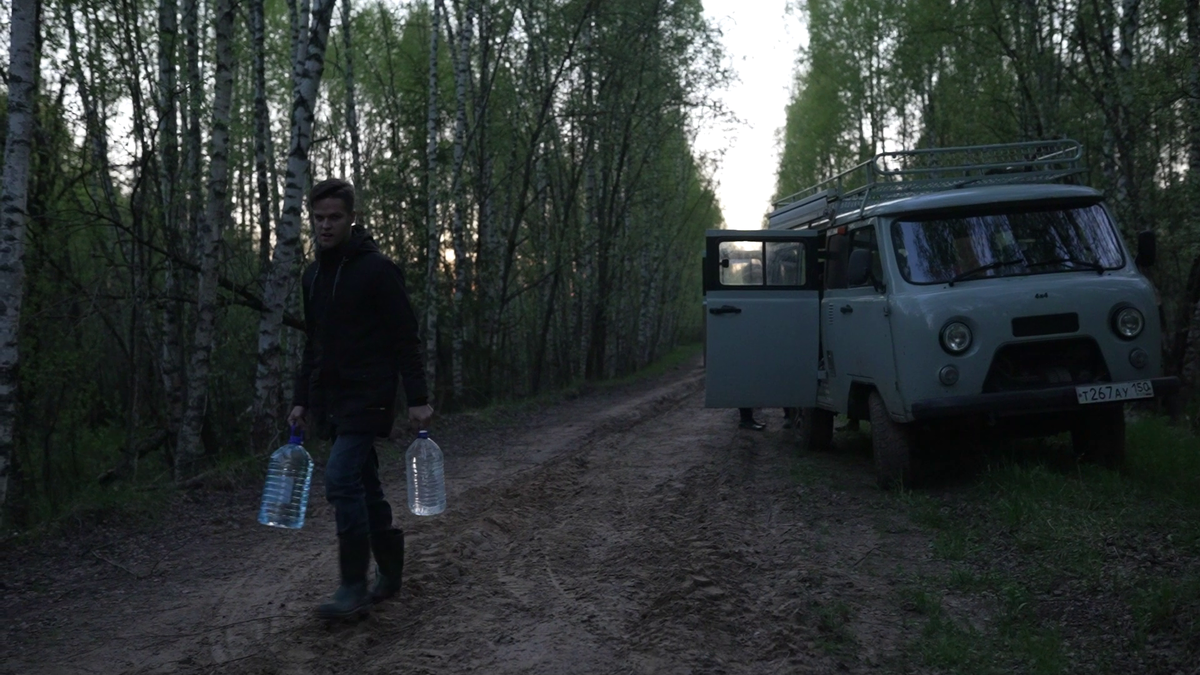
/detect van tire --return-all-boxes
[1071,404,1126,469]
[869,391,914,489]
[797,408,835,452]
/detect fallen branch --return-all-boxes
[92,550,144,579]
[97,430,171,485]
[853,546,878,568]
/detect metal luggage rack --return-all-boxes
[769,140,1086,230]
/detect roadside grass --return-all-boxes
[891,415,1200,674]
[29,471,176,538]
[9,446,282,546]
[813,597,859,656]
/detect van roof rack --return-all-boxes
[768,140,1086,231]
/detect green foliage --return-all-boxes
[6,0,729,527]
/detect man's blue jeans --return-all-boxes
[324,432,394,537]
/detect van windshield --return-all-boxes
[890,204,1125,285]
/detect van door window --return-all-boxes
[848,227,882,288]
[718,241,764,286]
[766,241,804,286]
[717,241,807,288]
[825,234,849,289]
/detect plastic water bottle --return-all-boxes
[257,428,314,529]
[406,430,446,516]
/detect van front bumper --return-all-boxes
[909,376,1181,421]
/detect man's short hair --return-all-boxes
[309,178,355,213]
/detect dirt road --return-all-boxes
[3,357,947,674]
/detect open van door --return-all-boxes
[703,229,821,408]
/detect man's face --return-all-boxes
[311,197,355,250]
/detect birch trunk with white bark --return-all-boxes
[449,0,475,402]
[425,0,444,395]
[183,0,203,251]
[252,0,338,450]
[252,0,274,275]
[157,0,185,438]
[176,0,236,481]
[0,0,38,517]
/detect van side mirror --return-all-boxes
[847,249,872,287]
[1135,230,1156,268]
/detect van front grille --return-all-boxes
[1011,313,1079,338]
[982,338,1109,393]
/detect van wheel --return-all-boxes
[797,408,835,452]
[1071,404,1126,469]
[869,391,914,489]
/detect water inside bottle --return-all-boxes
[258,432,314,529]
[406,431,446,516]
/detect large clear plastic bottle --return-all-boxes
[257,429,314,529]
[405,430,446,516]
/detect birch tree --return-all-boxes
[0,0,39,516]
[424,0,444,394]
[1182,0,1200,411]
[176,0,237,480]
[251,0,275,274]
[158,0,185,439]
[252,0,338,450]
[449,0,475,401]
[341,0,366,197]
[183,0,203,248]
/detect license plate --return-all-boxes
[1075,380,1154,405]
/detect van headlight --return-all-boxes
[940,321,973,354]
[1111,307,1144,340]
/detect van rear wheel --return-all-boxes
[869,391,914,489]
[1071,404,1126,469]
[796,407,835,452]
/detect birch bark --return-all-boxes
[0,0,38,516]
[449,0,475,401]
[176,0,236,481]
[425,0,444,394]
[252,0,338,450]
[183,0,203,249]
[157,0,185,437]
[252,0,274,274]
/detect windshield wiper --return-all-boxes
[1025,257,1105,274]
[948,259,1024,286]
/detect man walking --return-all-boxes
[287,178,434,620]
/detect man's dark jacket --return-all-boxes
[292,228,428,438]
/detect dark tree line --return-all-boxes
[0,0,727,525]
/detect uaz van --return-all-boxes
[703,140,1180,487]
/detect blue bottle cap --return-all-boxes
[417,430,429,439]
[289,425,304,445]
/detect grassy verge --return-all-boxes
[892,416,1200,674]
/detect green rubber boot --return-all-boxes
[369,528,405,602]
[315,533,372,620]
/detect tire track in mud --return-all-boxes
[348,376,939,674]
[4,360,947,674]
